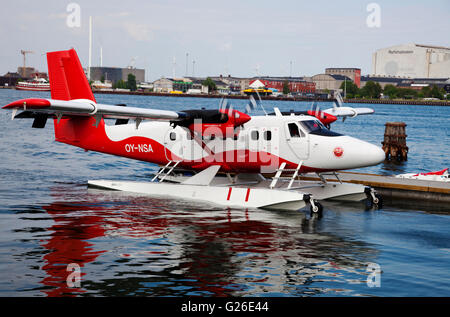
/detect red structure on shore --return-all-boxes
[250,78,316,93]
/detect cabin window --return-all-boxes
[251,130,259,140]
[170,132,176,141]
[264,130,272,141]
[288,123,301,138]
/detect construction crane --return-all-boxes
[20,50,34,78]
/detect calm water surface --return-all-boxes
[0,89,449,297]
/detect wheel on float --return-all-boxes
[366,193,383,209]
[310,201,323,218]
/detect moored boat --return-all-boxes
[395,168,449,182]
[15,78,50,91]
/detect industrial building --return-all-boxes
[325,68,361,87]
[89,66,145,84]
[310,74,351,92]
[360,76,450,92]
[0,72,21,86]
[153,78,174,93]
[372,43,450,78]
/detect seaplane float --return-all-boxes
[3,49,385,217]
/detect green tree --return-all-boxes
[127,74,137,91]
[339,80,358,97]
[113,79,127,89]
[202,77,217,93]
[396,88,417,99]
[360,81,382,98]
[383,84,398,99]
[100,75,105,83]
[282,80,290,95]
[421,86,432,98]
[430,85,444,99]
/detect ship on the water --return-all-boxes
[15,77,50,91]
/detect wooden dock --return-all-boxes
[300,171,450,204]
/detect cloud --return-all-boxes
[123,22,154,42]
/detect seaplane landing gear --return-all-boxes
[365,187,383,209]
[304,194,324,218]
[310,201,323,218]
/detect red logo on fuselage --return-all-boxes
[333,147,344,157]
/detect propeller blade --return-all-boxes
[245,95,257,114]
[254,90,268,115]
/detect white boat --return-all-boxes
[16,78,50,91]
[395,168,449,182]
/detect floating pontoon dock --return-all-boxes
[300,171,450,203]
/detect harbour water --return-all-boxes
[0,89,449,297]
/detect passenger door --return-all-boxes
[285,122,309,160]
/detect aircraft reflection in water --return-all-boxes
[39,187,379,296]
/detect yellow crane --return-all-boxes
[20,50,34,78]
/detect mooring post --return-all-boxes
[382,122,408,161]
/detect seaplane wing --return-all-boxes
[322,106,375,118]
[3,48,187,125]
[4,98,185,122]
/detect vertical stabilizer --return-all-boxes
[46,49,96,102]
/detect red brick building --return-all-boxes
[250,77,316,93]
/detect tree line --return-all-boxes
[111,74,137,91]
[340,80,448,100]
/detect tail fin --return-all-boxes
[47,49,96,102]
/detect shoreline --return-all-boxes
[92,90,450,106]
[2,86,449,106]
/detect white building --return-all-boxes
[372,43,450,78]
[152,78,173,93]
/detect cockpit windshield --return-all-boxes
[299,120,326,133]
[298,120,342,137]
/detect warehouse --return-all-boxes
[89,66,145,84]
[372,43,450,78]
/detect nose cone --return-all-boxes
[327,137,386,170]
[363,142,386,166]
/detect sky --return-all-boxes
[0,0,449,81]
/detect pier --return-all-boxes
[300,171,450,204]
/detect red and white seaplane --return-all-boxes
[3,49,384,216]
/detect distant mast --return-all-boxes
[100,46,103,67]
[172,56,176,79]
[88,16,93,80]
